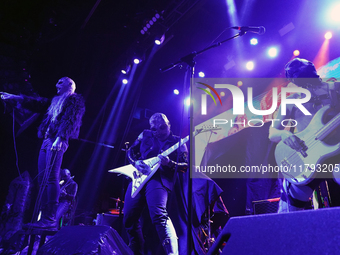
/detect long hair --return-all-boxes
[47,78,76,122]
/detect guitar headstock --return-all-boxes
[194,125,221,136]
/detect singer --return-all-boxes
[1,77,85,230]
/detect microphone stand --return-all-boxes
[120,142,129,216]
[160,31,246,255]
[160,32,246,72]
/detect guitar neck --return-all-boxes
[316,112,340,140]
[161,135,189,157]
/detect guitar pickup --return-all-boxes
[281,158,290,168]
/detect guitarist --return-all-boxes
[269,58,340,213]
[123,113,188,255]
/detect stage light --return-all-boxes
[184,97,190,106]
[122,79,128,84]
[198,71,205,77]
[174,89,179,95]
[140,13,163,35]
[329,3,340,23]
[237,81,243,86]
[268,47,278,58]
[250,38,258,45]
[220,91,225,97]
[134,58,141,64]
[293,50,300,56]
[325,32,332,40]
[155,34,165,45]
[246,61,254,71]
[121,64,131,74]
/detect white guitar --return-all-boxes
[275,105,340,185]
[109,136,189,198]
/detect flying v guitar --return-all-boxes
[109,136,189,198]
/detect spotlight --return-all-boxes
[198,72,205,78]
[184,97,190,106]
[246,61,254,71]
[325,31,332,39]
[329,3,340,23]
[155,34,165,45]
[122,79,128,84]
[121,64,131,74]
[174,89,179,95]
[237,81,243,87]
[267,47,278,58]
[134,58,141,64]
[293,50,300,56]
[250,38,258,45]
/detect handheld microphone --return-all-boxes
[232,26,265,35]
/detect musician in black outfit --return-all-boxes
[124,113,188,255]
[269,58,340,212]
[56,168,77,228]
[0,77,85,229]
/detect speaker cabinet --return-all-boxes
[207,207,340,255]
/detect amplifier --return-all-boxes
[96,213,128,243]
[252,198,280,215]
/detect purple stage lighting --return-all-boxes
[268,47,278,58]
[250,38,258,45]
[246,61,254,71]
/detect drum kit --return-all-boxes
[108,197,124,215]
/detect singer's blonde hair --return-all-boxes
[48,77,76,122]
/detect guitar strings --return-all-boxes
[280,111,340,176]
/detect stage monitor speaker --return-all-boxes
[207,207,340,255]
[96,213,128,243]
[37,225,133,255]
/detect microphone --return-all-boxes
[232,26,265,35]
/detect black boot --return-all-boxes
[162,237,178,255]
[23,203,58,231]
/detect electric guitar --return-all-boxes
[275,105,340,185]
[109,136,189,198]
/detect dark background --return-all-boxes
[0,0,340,218]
